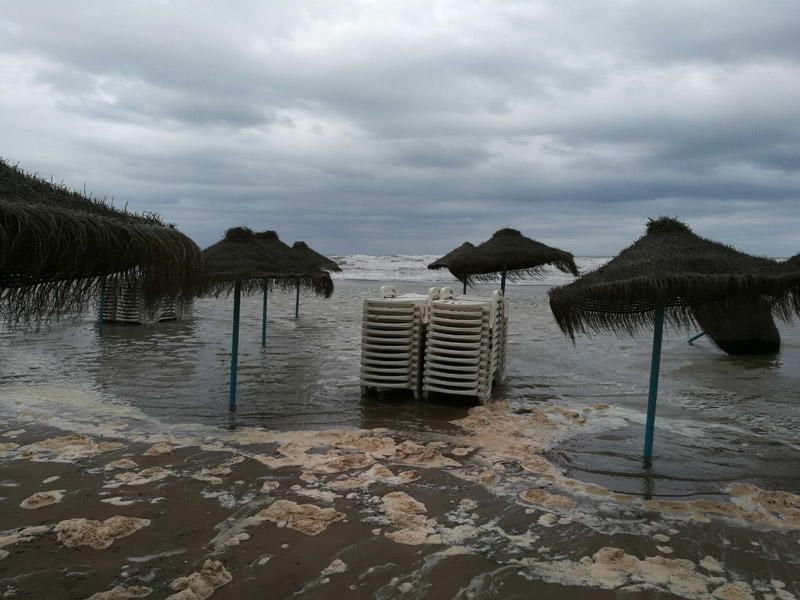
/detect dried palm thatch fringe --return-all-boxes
[548,217,800,340]
[291,241,341,273]
[201,227,334,298]
[446,228,579,286]
[0,159,204,327]
[428,242,475,270]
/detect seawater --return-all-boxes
[1,270,798,498]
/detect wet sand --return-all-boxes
[1,401,798,599]
[1,280,799,598]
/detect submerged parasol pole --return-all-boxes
[643,303,665,464]
[688,331,705,344]
[294,277,300,319]
[98,282,105,335]
[500,264,507,295]
[261,284,268,347]
[229,281,241,412]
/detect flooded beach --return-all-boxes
[1,277,799,598]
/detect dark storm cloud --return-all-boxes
[1,1,798,256]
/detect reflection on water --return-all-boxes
[1,280,799,497]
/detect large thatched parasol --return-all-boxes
[202,227,333,410]
[548,217,797,462]
[548,218,794,339]
[447,228,578,294]
[0,159,203,326]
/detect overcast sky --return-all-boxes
[1,1,798,256]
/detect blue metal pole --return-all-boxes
[98,283,105,335]
[687,331,705,344]
[261,284,268,347]
[294,278,300,319]
[643,303,665,463]
[229,282,241,412]
[500,265,507,295]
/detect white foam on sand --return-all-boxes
[515,546,755,600]
[54,516,150,549]
[167,560,231,600]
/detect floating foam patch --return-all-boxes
[17,434,125,462]
[321,558,348,576]
[245,499,345,536]
[0,526,51,560]
[106,459,139,470]
[260,481,279,493]
[54,516,150,549]
[101,497,139,507]
[87,585,153,599]
[519,489,576,512]
[142,443,174,456]
[19,489,65,509]
[516,546,749,599]
[107,467,170,488]
[167,559,232,599]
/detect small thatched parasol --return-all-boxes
[0,159,204,326]
[548,217,798,462]
[428,242,475,293]
[203,228,333,298]
[427,242,475,270]
[291,241,341,273]
[447,228,578,293]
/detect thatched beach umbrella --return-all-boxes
[0,159,203,327]
[203,227,333,410]
[447,228,579,295]
[548,217,798,462]
[290,240,340,319]
[428,242,475,293]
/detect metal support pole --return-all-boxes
[643,303,665,463]
[229,281,241,412]
[294,278,300,319]
[500,265,507,295]
[462,279,467,295]
[261,285,268,347]
[98,283,105,335]
[688,331,705,344]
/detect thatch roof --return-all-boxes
[202,227,333,298]
[548,217,798,339]
[427,242,475,270]
[0,159,204,325]
[692,298,780,355]
[291,241,341,273]
[446,228,579,284]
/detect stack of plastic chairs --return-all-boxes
[360,286,439,397]
[422,288,508,403]
[101,281,192,325]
